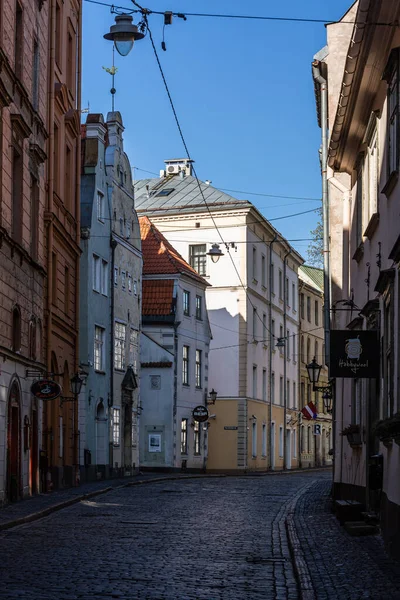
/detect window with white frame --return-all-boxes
[279,426,283,457]
[195,350,202,388]
[278,270,283,299]
[262,423,267,457]
[262,313,267,343]
[262,369,267,401]
[121,271,126,290]
[261,254,266,287]
[279,324,283,354]
[113,408,120,445]
[101,260,108,295]
[271,319,275,345]
[114,266,118,286]
[194,421,201,455]
[307,296,311,322]
[386,50,399,177]
[355,161,363,248]
[181,418,188,454]
[133,279,138,296]
[293,381,296,409]
[300,293,305,319]
[285,277,289,306]
[97,191,105,223]
[286,329,290,360]
[189,244,207,276]
[126,220,131,239]
[252,247,257,281]
[253,308,257,339]
[114,322,126,370]
[270,263,275,293]
[93,254,101,292]
[287,379,290,408]
[182,345,189,385]
[253,365,257,399]
[252,421,257,457]
[94,326,105,371]
[271,372,275,403]
[363,118,379,230]
[183,290,190,316]
[279,376,283,405]
[292,282,296,311]
[127,273,132,294]
[315,300,319,325]
[195,295,202,320]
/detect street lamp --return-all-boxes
[104,14,145,56]
[276,337,285,348]
[70,373,84,396]
[306,357,322,388]
[207,389,218,405]
[306,356,333,412]
[207,243,224,263]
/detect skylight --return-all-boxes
[156,188,175,197]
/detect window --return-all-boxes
[182,345,189,385]
[93,255,101,292]
[355,162,363,248]
[29,319,36,360]
[301,382,305,406]
[32,39,39,111]
[94,326,105,371]
[279,426,283,457]
[194,421,201,455]
[285,277,289,306]
[121,271,126,290]
[12,306,21,352]
[307,337,311,364]
[307,383,311,403]
[129,329,138,372]
[262,313,267,343]
[65,144,72,210]
[114,322,126,370]
[195,295,202,320]
[287,379,290,408]
[278,270,283,299]
[114,266,118,286]
[292,283,296,311]
[307,296,311,322]
[315,341,319,363]
[156,188,175,197]
[253,308,257,340]
[293,337,296,362]
[15,2,23,78]
[365,126,378,227]
[286,329,290,360]
[183,290,190,316]
[101,260,108,295]
[293,382,296,409]
[301,426,305,452]
[271,319,275,346]
[30,176,39,260]
[11,147,23,244]
[181,418,188,454]
[64,267,70,313]
[262,423,267,457]
[262,369,267,401]
[300,336,304,363]
[261,255,266,287]
[97,192,105,223]
[293,430,297,458]
[279,325,283,354]
[315,300,319,325]
[113,408,120,445]
[279,376,283,405]
[126,221,131,239]
[252,247,257,281]
[55,1,62,67]
[271,372,275,403]
[252,365,257,399]
[119,218,124,236]
[300,293,305,319]
[252,421,257,457]
[54,123,60,194]
[195,350,202,388]
[189,244,206,276]
[67,29,73,91]
[387,51,399,177]
[128,273,132,294]
[270,263,275,293]
[52,253,57,304]
[133,280,138,296]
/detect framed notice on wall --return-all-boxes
[148,433,162,453]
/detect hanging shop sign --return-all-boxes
[192,405,209,423]
[329,330,379,378]
[30,379,61,401]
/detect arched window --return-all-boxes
[29,318,36,361]
[306,337,311,364]
[37,319,42,362]
[12,306,21,352]
[314,340,319,363]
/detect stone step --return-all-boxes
[344,521,380,536]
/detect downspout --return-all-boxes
[269,234,277,469]
[283,250,290,469]
[312,60,330,369]
[298,281,304,469]
[173,319,180,469]
[107,182,116,469]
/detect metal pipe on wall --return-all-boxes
[268,235,277,470]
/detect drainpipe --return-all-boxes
[107,182,116,470]
[283,250,290,470]
[269,235,277,469]
[298,280,305,469]
[312,60,330,369]
[173,319,180,468]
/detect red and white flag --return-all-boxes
[301,401,317,420]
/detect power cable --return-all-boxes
[83,0,396,26]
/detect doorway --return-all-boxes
[7,383,21,502]
[95,401,107,465]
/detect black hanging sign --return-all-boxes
[329,330,379,378]
[192,405,209,423]
[31,379,61,400]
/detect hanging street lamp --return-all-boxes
[306,356,333,413]
[104,14,145,57]
[206,243,224,263]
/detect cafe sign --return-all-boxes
[31,379,61,401]
[329,330,379,378]
[192,405,209,423]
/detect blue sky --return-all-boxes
[82,0,352,259]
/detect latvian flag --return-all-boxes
[301,401,317,420]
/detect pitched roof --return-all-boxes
[142,279,175,316]
[139,216,209,285]
[299,265,324,293]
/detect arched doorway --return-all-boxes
[95,401,107,466]
[7,382,21,502]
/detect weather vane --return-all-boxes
[102,44,118,112]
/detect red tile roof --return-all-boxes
[142,279,175,316]
[139,216,209,285]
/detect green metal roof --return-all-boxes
[299,265,324,293]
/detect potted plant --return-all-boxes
[374,413,400,447]
[341,424,362,447]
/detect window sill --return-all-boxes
[252,278,258,285]
[95,369,106,375]
[352,243,364,263]
[382,170,398,198]
[195,386,202,390]
[182,383,190,387]
[251,455,257,460]
[183,313,190,318]
[114,368,125,373]
[113,444,120,448]
[195,317,203,322]
[261,285,267,291]
[363,212,379,240]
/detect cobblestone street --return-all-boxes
[0,472,399,600]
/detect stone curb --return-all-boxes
[285,481,317,600]
[0,474,226,532]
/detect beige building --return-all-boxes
[313,0,400,558]
[298,266,332,468]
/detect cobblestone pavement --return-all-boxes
[294,479,400,600]
[0,472,327,600]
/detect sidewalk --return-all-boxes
[290,479,400,599]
